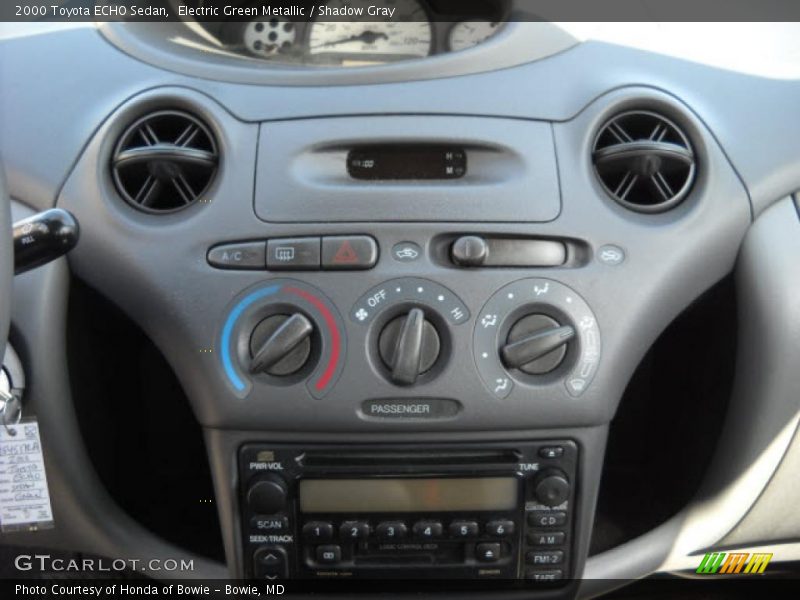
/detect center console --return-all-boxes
[238,441,578,583]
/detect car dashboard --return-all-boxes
[2,9,800,599]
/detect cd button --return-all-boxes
[476,543,502,562]
[302,521,334,541]
[339,520,370,540]
[413,521,443,539]
[485,520,515,537]
[449,520,479,538]
[528,511,566,528]
[316,545,342,565]
[376,521,408,540]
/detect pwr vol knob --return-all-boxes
[247,476,288,515]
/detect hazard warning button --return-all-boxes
[322,236,378,270]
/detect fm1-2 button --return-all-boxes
[322,236,378,270]
[526,550,563,566]
[476,543,502,562]
[376,521,408,540]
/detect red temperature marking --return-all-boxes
[285,286,341,392]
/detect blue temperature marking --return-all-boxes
[221,284,282,392]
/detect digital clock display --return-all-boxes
[347,145,467,180]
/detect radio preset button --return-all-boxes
[303,521,334,541]
[316,545,342,565]
[526,550,563,566]
[376,521,408,540]
[340,520,370,540]
[528,511,566,528]
[449,521,479,538]
[413,521,443,539]
[485,520,515,537]
[476,543,502,562]
[528,532,566,546]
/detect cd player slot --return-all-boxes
[300,449,521,467]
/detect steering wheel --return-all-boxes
[0,167,11,363]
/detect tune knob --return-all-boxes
[378,308,441,385]
[247,476,288,515]
[501,314,574,375]
[533,469,571,507]
[249,313,313,376]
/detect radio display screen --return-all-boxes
[298,477,518,513]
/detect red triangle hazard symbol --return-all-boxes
[332,240,359,264]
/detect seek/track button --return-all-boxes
[322,236,378,270]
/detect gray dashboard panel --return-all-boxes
[3,26,800,218]
[54,86,750,434]
[3,19,800,591]
[254,116,560,223]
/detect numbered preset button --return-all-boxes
[449,520,479,538]
[302,521,334,541]
[339,520,370,540]
[413,521,443,539]
[485,520,515,537]
[376,521,408,541]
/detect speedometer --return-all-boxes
[309,0,432,64]
[448,21,501,52]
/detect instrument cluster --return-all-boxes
[202,0,508,67]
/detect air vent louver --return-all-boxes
[592,111,695,213]
[112,110,218,213]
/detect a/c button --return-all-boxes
[207,241,266,269]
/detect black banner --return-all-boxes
[2,0,800,23]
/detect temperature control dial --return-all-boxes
[249,313,313,376]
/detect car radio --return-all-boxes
[238,441,578,582]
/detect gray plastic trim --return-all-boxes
[0,201,226,579]
[0,167,11,365]
[254,116,560,223]
[581,197,800,595]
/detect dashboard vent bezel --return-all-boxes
[111,110,219,214]
[592,110,696,214]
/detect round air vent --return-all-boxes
[592,111,695,213]
[111,110,218,213]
